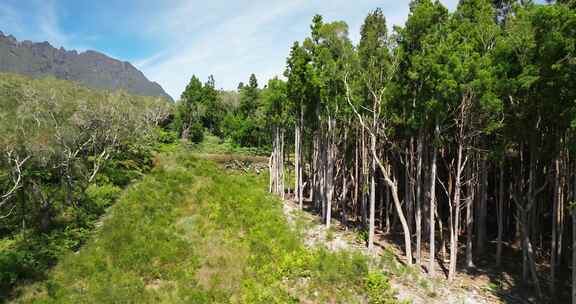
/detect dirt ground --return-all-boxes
[282,199,539,304]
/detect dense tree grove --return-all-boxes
[265,0,576,302]
[0,73,172,296]
[176,75,222,142]
[176,72,289,150]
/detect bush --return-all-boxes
[365,271,396,304]
[189,121,205,143]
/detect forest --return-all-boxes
[1,0,576,303]
[178,0,576,302]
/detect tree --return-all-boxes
[285,41,312,210]
[177,75,204,140]
[395,0,449,270]
[263,78,288,198]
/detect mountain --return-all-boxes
[0,31,172,101]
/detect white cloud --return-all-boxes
[37,0,69,48]
[0,2,23,36]
[137,0,308,99]
[137,0,459,100]
[0,0,88,52]
[0,0,460,100]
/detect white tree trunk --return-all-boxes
[448,141,465,282]
[295,121,301,207]
[429,123,439,275]
[326,118,335,228]
[368,123,377,251]
[415,133,423,265]
[465,164,475,268]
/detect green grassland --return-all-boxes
[13,149,397,303]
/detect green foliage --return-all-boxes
[177,75,226,140]
[238,73,260,118]
[189,134,270,156]
[0,73,172,300]
[365,271,396,304]
[14,152,398,303]
[189,121,205,143]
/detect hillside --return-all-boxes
[13,151,397,303]
[0,31,172,101]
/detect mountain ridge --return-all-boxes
[0,31,172,101]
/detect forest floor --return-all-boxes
[281,199,538,304]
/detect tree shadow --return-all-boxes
[292,198,552,304]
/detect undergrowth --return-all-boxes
[188,133,271,156]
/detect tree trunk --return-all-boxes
[415,132,423,266]
[354,127,360,226]
[496,161,504,267]
[368,118,377,251]
[448,141,465,282]
[362,127,368,228]
[326,118,335,228]
[551,156,560,296]
[368,138,413,263]
[406,138,414,233]
[523,148,536,281]
[429,123,439,275]
[477,157,487,255]
[522,214,543,298]
[280,128,285,199]
[295,116,302,208]
[269,127,276,193]
[342,127,349,228]
[465,160,475,268]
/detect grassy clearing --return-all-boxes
[15,149,398,303]
[188,133,271,156]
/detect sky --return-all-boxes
[0,0,466,100]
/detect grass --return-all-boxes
[13,148,399,303]
[188,133,271,156]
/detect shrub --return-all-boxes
[365,271,396,304]
[189,121,205,143]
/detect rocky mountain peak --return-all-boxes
[0,31,172,101]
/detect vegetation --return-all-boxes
[2,0,576,303]
[260,0,576,302]
[0,73,172,300]
[15,151,397,303]
[176,72,286,150]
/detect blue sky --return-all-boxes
[0,0,466,99]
